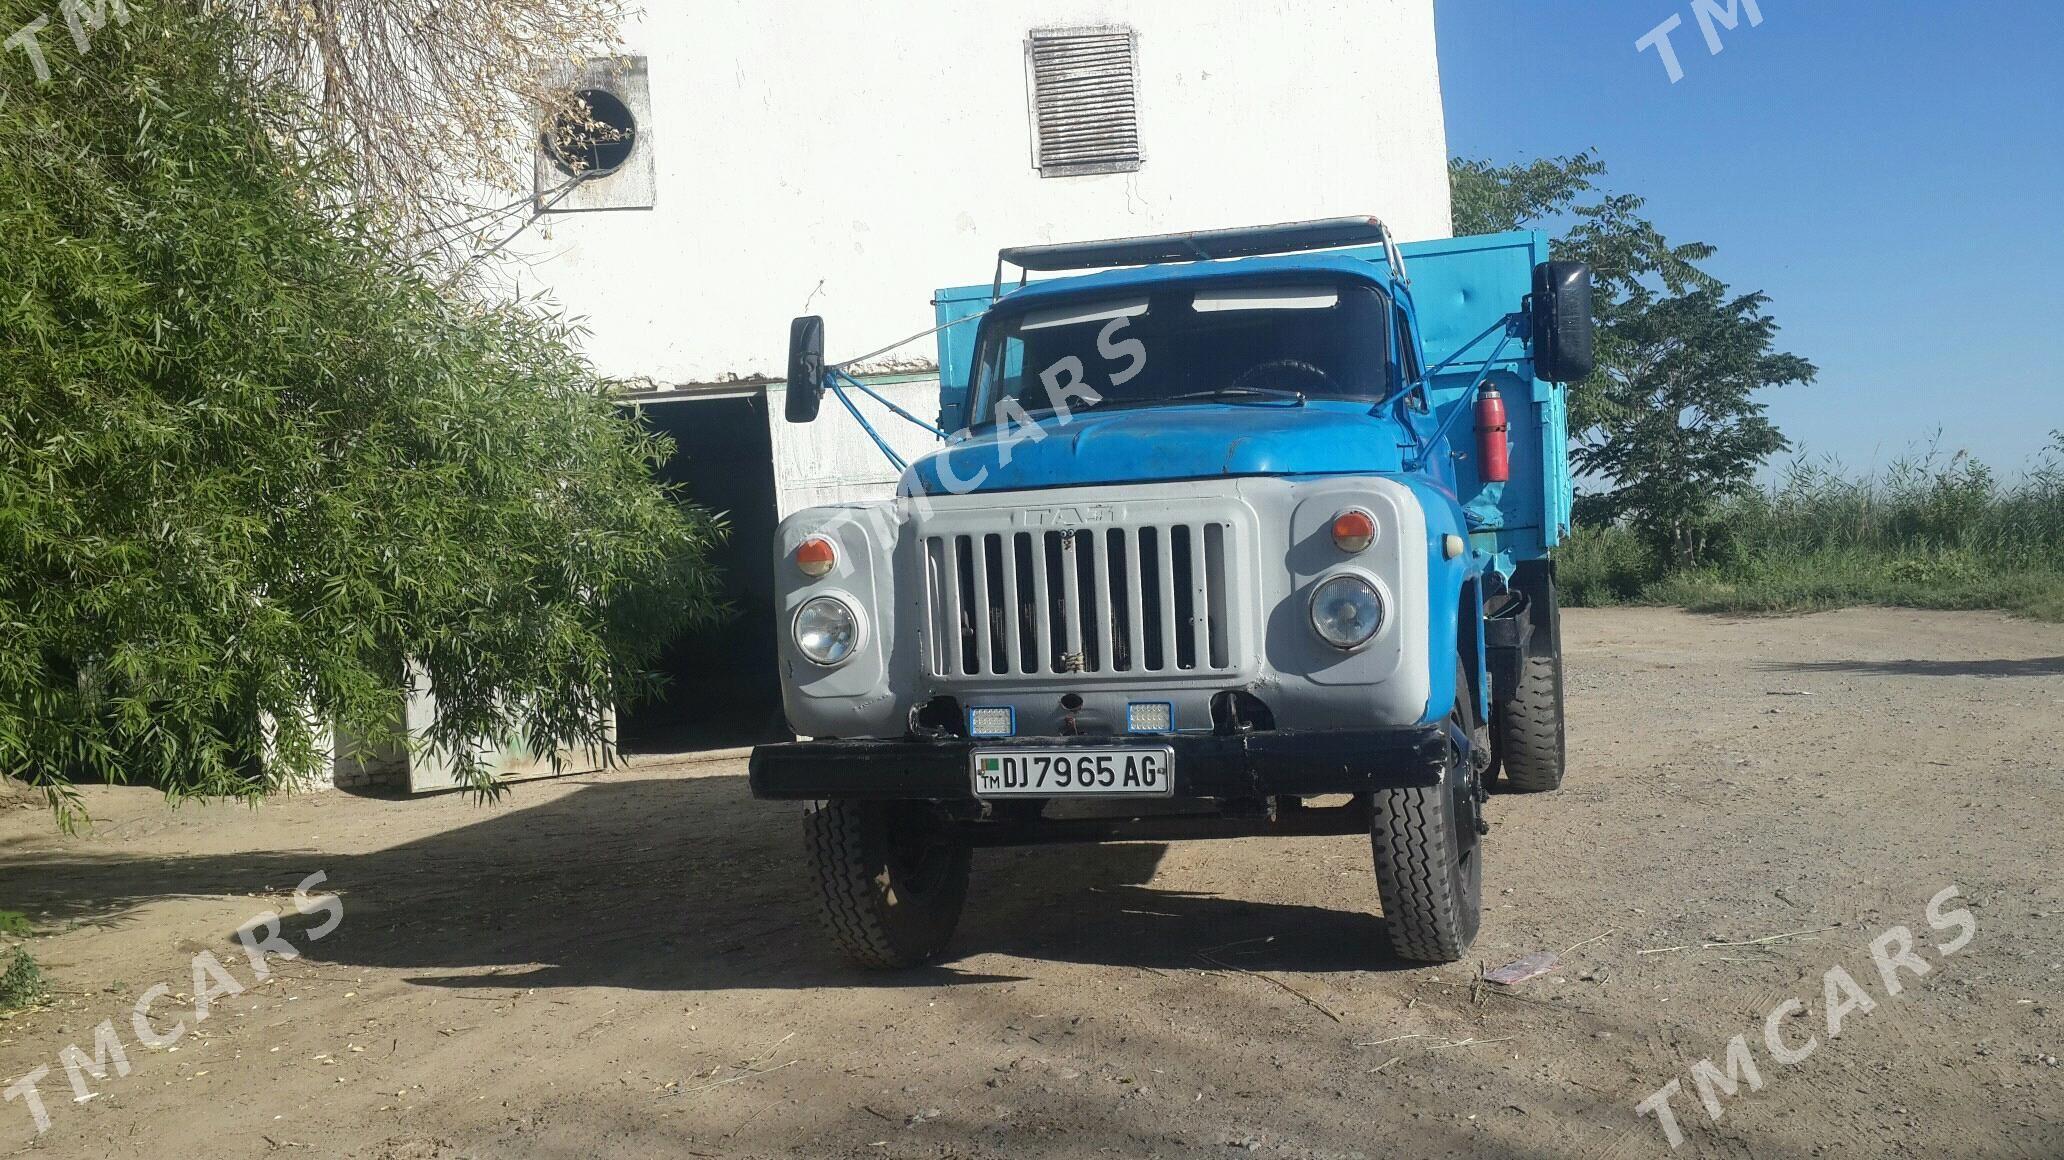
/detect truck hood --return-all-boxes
[901,399,1413,497]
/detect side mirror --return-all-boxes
[784,315,826,423]
[1530,262,1595,383]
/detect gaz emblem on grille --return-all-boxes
[1020,505,1115,527]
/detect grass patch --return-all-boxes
[1644,552,2064,621]
[1559,437,2064,621]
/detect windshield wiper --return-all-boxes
[1166,386,1307,406]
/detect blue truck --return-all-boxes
[751,218,1592,965]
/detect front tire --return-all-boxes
[1371,666,1485,963]
[803,799,970,969]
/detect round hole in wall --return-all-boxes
[543,88,638,178]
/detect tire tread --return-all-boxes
[1372,781,1474,962]
[1497,651,1565,793]
[803,800,966,969]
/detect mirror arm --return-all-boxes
[828,369,945,439]
[1379,311,1523,465]
[824,373,909,473]
[1419,312,1523,384]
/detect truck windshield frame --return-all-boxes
[967,274,1393,428]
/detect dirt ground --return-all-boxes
[2,607,2060,1159]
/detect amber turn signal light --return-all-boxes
[1331,510,1376,553]
[794,536,837,578]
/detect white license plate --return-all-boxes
[971,747,1175,798]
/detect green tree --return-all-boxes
[0,4,725,821]
[1571,288,1816,566]
[1448,153,1813,554]
[1449,152,1719,430]
[1450,153,1607,239]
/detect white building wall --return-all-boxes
[509,0,1452,387]
[763,380,944,517]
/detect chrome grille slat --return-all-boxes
[1137,527,1160,671]
[922,515,1236,679]
[970,534,995,675]
[1027,531,1052,675]
[929,537,959,675]
[1155,526,1180,671]
[1059,531,1085,671]
[999,532,1025,675]
[1108,528,1135,673]
[1098,532,1120,670]
[1204,523,1231,670]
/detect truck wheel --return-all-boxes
[803,799,970,969]
[1371,665,1484,962]
[1496,646,1566,793]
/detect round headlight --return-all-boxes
[794,596,860,666]
[1309,574,1385,650]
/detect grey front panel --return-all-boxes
[775,477,1431,740]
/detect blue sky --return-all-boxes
[1434,1,2064,477]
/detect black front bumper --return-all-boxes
[749,727,1452,801]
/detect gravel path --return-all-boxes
[2,607,2060,1158]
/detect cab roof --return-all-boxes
[999,215,1402,272]
[993,250,1400,310]
[988,215,1409,308]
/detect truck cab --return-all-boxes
[751,218,1592,966]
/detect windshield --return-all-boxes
[969,277,1392,426]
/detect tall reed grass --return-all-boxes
[1558,433,2064,620]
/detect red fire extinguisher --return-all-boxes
[1474,384,1510,483]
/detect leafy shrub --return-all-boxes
[0,947,46,1011]
[1885,552,1985,587]
[1554,525,1662,606]
[0,5,726,818]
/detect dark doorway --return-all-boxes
[621,393,786,750]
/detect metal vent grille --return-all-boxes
[1025,27,1141,178]
[924,524,1233,679]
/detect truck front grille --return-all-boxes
[923,523,1236,678]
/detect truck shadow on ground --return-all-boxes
[4,771,1419,993]
[1758,655,2064,678]
[1,772,1870,1160]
